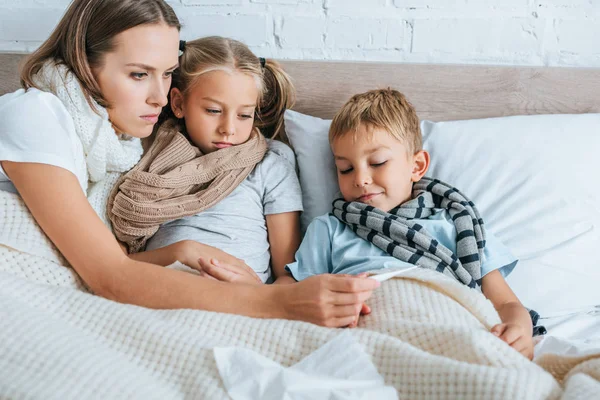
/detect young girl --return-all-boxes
[108,36,302,285]
[0,0,378,328]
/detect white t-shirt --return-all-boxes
[0,88,87,193]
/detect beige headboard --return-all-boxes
[2,53,599,121]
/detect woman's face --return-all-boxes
[93,23,180,138]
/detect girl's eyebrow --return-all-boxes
[202,96,256,108]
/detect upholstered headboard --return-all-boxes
[2,52,599,121]
[0,53,24,96]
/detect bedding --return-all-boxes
[1,189,600,399]
[1,53,599,398]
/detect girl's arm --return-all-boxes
[266,211,301,284]
[481,270,534,359]
[199,211,301,285]
[129,239,259,281]
[3,161,378,326]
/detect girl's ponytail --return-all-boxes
[256,59,296,142]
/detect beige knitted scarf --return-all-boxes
[108,120,268,253]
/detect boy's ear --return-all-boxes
[170,88,184,118]
[411,150,430,182]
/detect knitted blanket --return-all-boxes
[1,191,599,399]
[333,177,485,289]
[108,120,268,253]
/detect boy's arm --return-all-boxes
[266,211,302,284]
[481,270,534,359]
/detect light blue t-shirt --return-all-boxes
[286,210,517,281]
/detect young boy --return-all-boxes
[285,88,534,359]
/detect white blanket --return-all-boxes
[1,191,599,399]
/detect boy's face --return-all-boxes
[332,124,429,212]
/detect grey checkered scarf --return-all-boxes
[332,177,486,289]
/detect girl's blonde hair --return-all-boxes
[170,36,296,141]
[20,0,180,109]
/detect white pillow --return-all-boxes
[284,109,600,316]
[284,110,338,232]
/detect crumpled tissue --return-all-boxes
[214,331,397,400]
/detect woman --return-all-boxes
[0,0,378,327]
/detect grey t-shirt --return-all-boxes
[145,140,303,283]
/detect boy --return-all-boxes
[285,88,534,359]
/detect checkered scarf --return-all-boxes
[332,177,486,289]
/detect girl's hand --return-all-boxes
[196,257,262,285]
[491,322,534,360]
[173,240,251,271]
[281,274,380,328]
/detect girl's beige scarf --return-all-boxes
[108,120,268,253]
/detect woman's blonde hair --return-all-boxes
[20,0,180,109]
[170,36,296,141]
[329,88,422,154]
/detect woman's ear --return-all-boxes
[170,87,185,118]
[411,150,430,182]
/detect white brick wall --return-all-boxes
[1,0,599,67]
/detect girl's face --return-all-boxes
[93,23,180,138]
[170,70,259,154]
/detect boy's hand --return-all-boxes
[481,271,534,360]
[491,322,534,360]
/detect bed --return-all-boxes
[1,53,599,399]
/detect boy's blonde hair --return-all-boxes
[329,88,422,154]
[170,36,296,141]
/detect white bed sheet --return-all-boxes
[534,312,600,359]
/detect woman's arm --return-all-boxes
[266,211,301,284]
[481,270,533,359]
[3,161,378,326]
[2,161,277,313]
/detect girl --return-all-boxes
[109,36,302,285]
[0,0,378,327]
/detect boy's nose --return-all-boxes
[354,172,372,187]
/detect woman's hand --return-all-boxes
[346,273,372,328]
[196,257,262,285]
[280,273,380,328]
